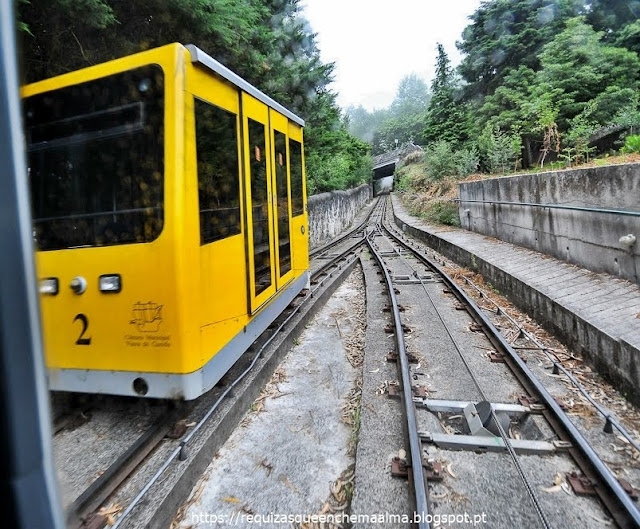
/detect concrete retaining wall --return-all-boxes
[458,164,640,283]
[308,183,372,248]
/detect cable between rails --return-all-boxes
[365,227,430,529]
[378,198,552,529]
[382,196,640,527]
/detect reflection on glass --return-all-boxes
[195,99,241,244]
[248,118,272,296]
[25,65,164,251]
[289,139,304,216]
[273,131,291,276]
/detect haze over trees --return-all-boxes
[19,0,371,194]
[348,0,640,170]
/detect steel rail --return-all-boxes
[111,231,366,528]
[365,230,430,529]
[382,204,640,528]
[458,275,640,455]
[309,196,385,279]
[390,217,640,455]
[454,198,640,217]
[311,236,369,281]
[65,405,184,529]
[72,237,369,528]
[379,200,552,528]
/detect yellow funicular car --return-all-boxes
[23,43,309,400]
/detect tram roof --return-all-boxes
[186,44,305,128]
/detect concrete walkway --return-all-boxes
[391,194,640,405]
[174,271,364,528]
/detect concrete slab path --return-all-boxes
[174,270,365,528]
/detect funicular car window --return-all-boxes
[273,130,291,276]
[289,139,304,216]
[248,118,272,296]
[195,98,242,244]
[24,64,164,251]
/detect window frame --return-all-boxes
[194,96,243,246]
[289,137,305,217]
[24,64,166,251]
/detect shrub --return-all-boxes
[622,134,640,153]
[425,141,456,180]
[454,146,479,177]
[422,201,461,227]
[393,170,412,192]
[565,107,598,164]
[479,125,521,173]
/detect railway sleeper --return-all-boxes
[383,304,406,312]
[384,323,411,334]
[566,472,639,500]
[386,351,418,363]
[388,383,428,399]
[391,457,444,481]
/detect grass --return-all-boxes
[396,150,640,228]
[465,151,640,182]
[420,201,461,227]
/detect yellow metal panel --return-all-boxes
[186,64,247,329]
[269,109,296,289]
[242,93,277,313]
[26,43,309,384]
[288,123,309,272]
[27,44,198,374]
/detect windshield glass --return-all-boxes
[24,64,164,251]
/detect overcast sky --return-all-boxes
[301,1,483,111]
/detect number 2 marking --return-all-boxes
[74,314,91,345]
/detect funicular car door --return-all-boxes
[269,110,296,290]
[242,93,277,313]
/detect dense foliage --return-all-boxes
[349,0,640,180]
[347,74,431,154]
[19,0,370,193]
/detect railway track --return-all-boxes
[56,198,383,529]
[54,194,640,528]
[309,197,379,260]
[369,195,640,528]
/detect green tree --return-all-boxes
[586,0,640,36]
[375,74,431,148]
[478,65,537,133]
[478,124,522,173]
[457,0,584,99]
[347,74,430,153]
[20,0,371,193]
[614,19,640,55]
[389,74,431,120]
[345,105,389,144]
[423,43,469,145]
[536,17,640,129]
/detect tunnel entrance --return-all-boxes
[371,142,423,196]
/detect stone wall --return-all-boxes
[308,184,372,248]
[458,164,640,283]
